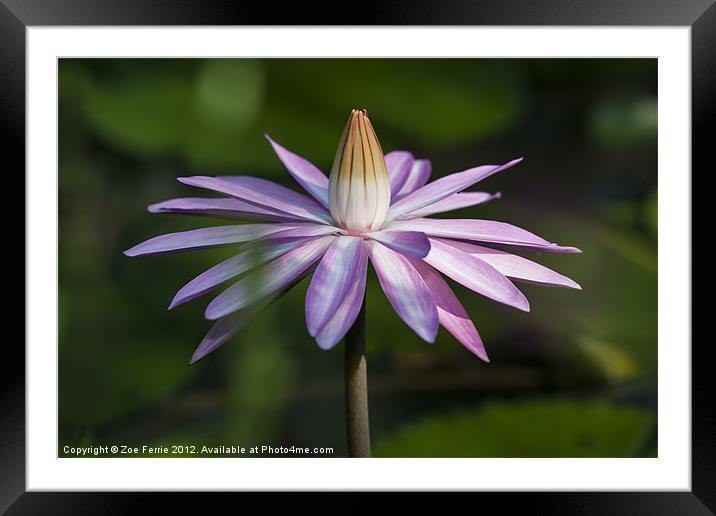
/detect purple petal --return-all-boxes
[393,159,432,201]
[435,239,581,289]
[266,135,330,209]
[404,192,501,219]
[205,236,335,320]
[366,230,431,259]
[387,218,581,253]
[314,249,369,350]
[410,259,488,362]
[366,241,438,343]
[386,158,522,221]
[384,151,414,198]
[263,224,342,240]
[306,236,365,336]
[124,223,299,257]
[189,297,274,364]
[169,238,311,310]
[178,175,332,224]
[423,238,530,312]
[147,197,303,222]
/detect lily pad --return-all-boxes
[375,399,655,457]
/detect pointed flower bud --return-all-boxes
[328,109,391,232]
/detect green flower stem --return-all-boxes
[344,298,371,458]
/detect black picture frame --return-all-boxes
[4,1,708,512]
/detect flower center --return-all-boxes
[328,109,391,232]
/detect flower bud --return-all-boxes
[328,109,391,232]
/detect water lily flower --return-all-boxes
[125,109,581,365]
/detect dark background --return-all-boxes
[58,58,657,458]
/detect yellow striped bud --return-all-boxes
[328,109,391,232]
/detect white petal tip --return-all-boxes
[204,306,223,321]
[419,329,438,344]
[188,348,208,365]
[469,349,490,363]
[316,340,336,351]
[315,334,342,350]
[177,176,201,186]
[188,351,211,365]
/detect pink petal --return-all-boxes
[169,237,311,310]
[189,297,274,364]
[124,223,299,257]
[386,158,522,221]
[403,192,501,219]
[393,159,432,201]
[178,175,332,224]
[366,230,431,259]
[411,259,488,362]
[205,236,335,320]
[263,224,342,240]
[366,240,438,343]
[436,239,581,289]
[265,135,330,209]
[384,151,414,198]
[314,249,369,350]
[306,236,365,336]
[387,218,581,253]
[423,238,530,312]
[148,197,304,222]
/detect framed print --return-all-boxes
[4,0,709,512]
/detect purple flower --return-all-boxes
[126,109,580,364]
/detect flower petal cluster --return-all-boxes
[126,110,580,364]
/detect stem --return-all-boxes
[344,298,371,457]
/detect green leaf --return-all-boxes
[84,61,194,156]
[578,336,640,384]
[590,96,657,149]
[375,399,655,457]
[183,60,267,171]
[194,59,264,130]
[267,59,526,146]
[59,334,194,425]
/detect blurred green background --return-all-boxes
[58,58,657,458]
